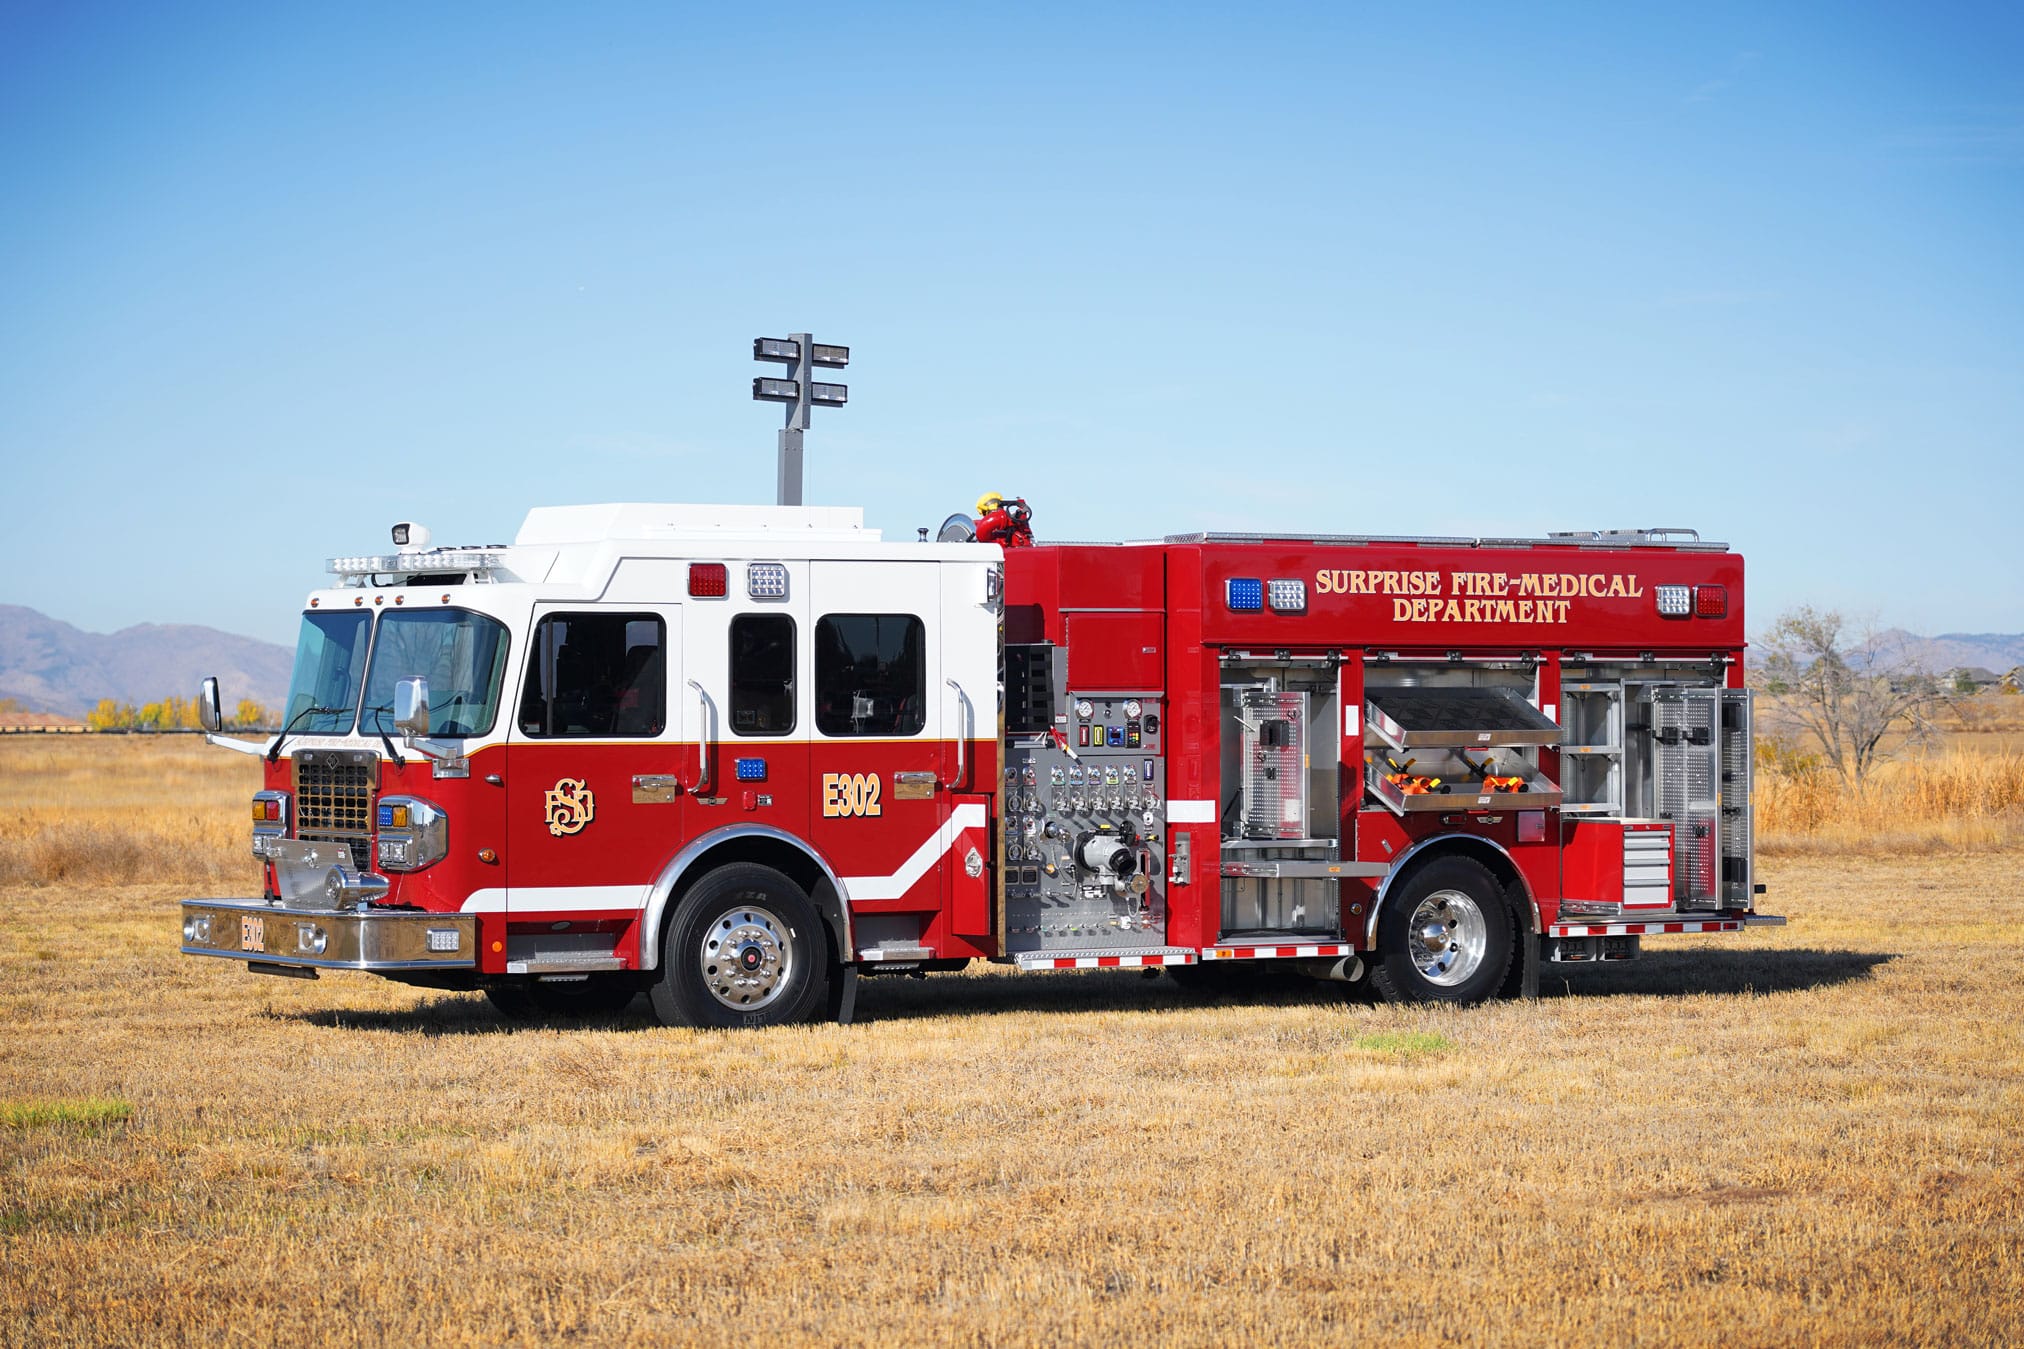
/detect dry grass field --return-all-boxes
[2,730,2022,1345]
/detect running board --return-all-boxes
[1015,947,1195,970]
[1202,941,1357,962]
[506,955,626,974]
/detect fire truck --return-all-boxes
[182,500,1780,1025]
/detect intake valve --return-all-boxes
[1075,828,1142,892]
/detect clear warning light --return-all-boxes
[1267,579,1307,612]
[1655,585,1692,617]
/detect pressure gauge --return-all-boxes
[1123,699,1143,718]
[1074,699,1094,719]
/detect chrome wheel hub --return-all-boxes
[698,906,793,1010]
[1407,889,1487,987]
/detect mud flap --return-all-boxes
[827,963,860,1025]
[1496,884,1540,1001]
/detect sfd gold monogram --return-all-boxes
[545,778,596,836]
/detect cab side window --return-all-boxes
[519,613,666,738]
[729,614,795,737]
[814,614,925,737]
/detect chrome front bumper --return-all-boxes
[180,899,477,973]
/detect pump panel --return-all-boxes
[1003,693,1168,954]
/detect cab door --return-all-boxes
[505,605,683,949]
[807,562,966,953]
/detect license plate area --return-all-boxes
[240,914,265,952]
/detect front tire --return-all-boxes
[649,863,830,1029]
[1369,856,1514,1005]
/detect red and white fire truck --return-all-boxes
[182,499,1780,1025]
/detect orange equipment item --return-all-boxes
[1458,751,1526,793]
[1381,753,1442,795]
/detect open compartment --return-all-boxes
[1362,679,1563,815]
[1219,659,1347,937]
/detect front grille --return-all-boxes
[294,749,378,856]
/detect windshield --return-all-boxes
[281,611,373,734]
[360,609,511,738]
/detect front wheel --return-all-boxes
[1369,856,1514,1005]
[649,863,830,1029]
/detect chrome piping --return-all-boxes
[1362,833,1542,948]
[639,823,852,972]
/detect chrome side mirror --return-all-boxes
[393,677,430,737]
[198,676,224,733]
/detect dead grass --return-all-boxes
[1756,746,2024,856]
[2,739,2022,1345]
[0,737,261,889]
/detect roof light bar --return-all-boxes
[327,549,503,581]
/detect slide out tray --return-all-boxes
[1366,687,1563,751]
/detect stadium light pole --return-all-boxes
[753,333,849,506]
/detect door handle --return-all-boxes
[941,678,970,791]
[681,679,714,796]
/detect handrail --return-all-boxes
[683,678,714,796]
[942,678,970,790]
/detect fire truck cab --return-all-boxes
[182,501,1780,1025]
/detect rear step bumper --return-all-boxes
[1546,912,1786,938]
[180,899,477,974]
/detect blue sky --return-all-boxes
[2,1,2019,647]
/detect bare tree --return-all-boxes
[1757,607,1945,785]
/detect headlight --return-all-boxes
[375,796,448,872]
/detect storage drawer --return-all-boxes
[1621,820,1673,910]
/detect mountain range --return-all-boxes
[0,606,292,718]
[0,604,2017,720]
[1880,631,2024,676]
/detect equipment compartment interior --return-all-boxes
[1362,674,1562,814]
[1219,661,1343,936]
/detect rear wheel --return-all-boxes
[649,863,830,1029]
[485,977,639,1021]
[1370,856,1514,1005]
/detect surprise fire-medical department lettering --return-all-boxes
[1313,568,1645,625]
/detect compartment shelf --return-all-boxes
[1367,761,1563,815]
[1366,687,1563,751]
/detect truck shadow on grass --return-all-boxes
[274,947,1896,1033]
